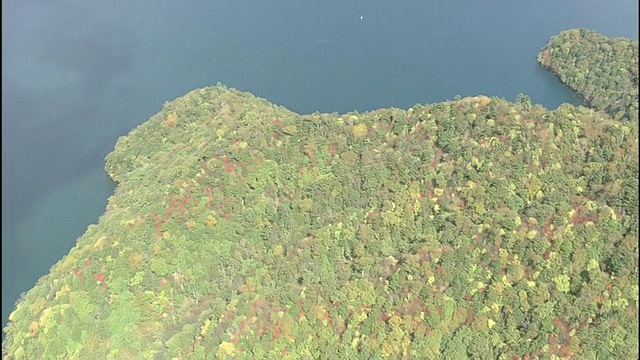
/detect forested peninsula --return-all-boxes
[538,28,639,122]
[3,29,638,359]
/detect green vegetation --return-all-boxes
[538,28,639,122]
[3,30,638,359]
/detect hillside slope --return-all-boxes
[3,30,639,359]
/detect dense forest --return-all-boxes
[538,28,639,122]
[3,30,638,359]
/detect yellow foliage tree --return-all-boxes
[352,124,368,138]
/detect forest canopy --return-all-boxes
[2,29,638,359]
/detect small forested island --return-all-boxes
[3,29,638,359]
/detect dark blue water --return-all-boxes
[2,0,638,329]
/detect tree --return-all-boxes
[515,93,533,112]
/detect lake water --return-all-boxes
[2,0,638,330]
